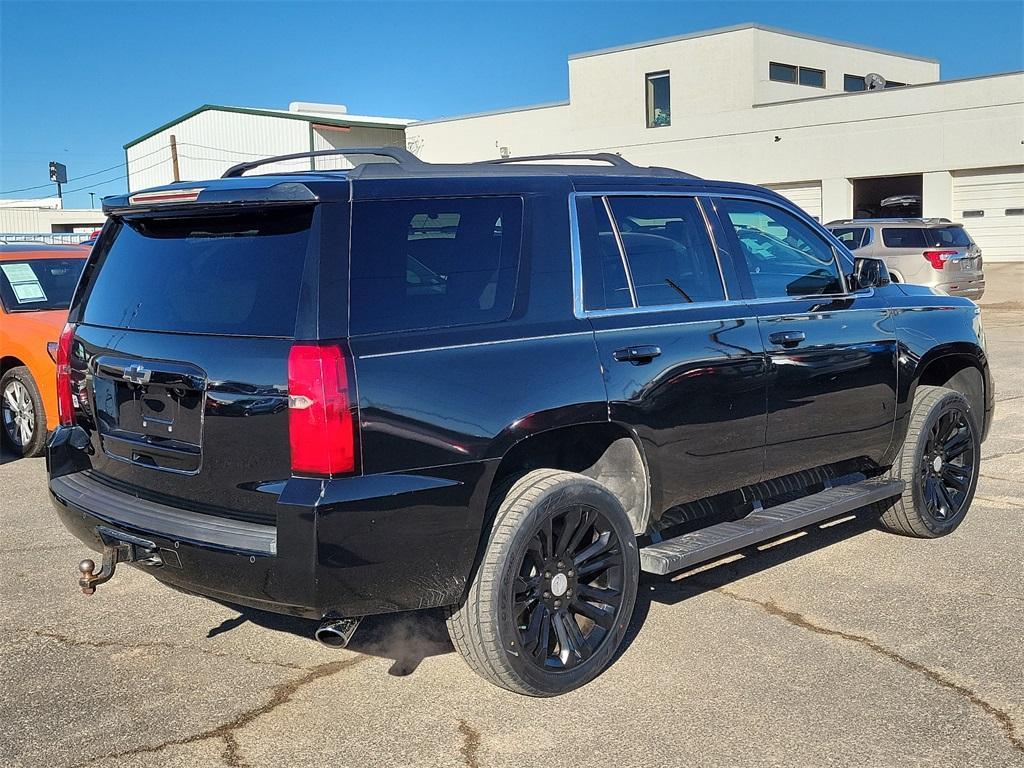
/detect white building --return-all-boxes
[408,24,1024,261]
[125,102,412,191]
[0,198,105,240]
[123,25,1024,261]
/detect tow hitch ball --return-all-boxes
[77,527,163,595]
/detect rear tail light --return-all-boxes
[287,343,359,477]
[923,250,957,270]
[56,322,76,426]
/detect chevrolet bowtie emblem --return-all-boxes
[122,364,151,385]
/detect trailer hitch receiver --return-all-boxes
[78,526,163,595]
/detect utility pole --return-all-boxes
[170,134,180,182]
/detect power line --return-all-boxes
[0,143,170,196]
[61,156,174,195]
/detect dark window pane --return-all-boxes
[646,72,671,127]
[844,74,866,92]
[830,227,866,250]
[0,258,85,312]
[579,197,631,311]
[81,209,312,336]
[607,196,724,306]
[924,227,973,247]
[769,62,797,83]
[884,81,907,88]
[799,67,825,88]
[881,228,928,248]
[350,197,522,334]
[721,198,842,298]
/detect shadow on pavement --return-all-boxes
[209,606,453,677]
[208,511,880,679]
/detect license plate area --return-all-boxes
[92,356,207,474]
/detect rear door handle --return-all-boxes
[613,345,662,364]
[768,331,806,348]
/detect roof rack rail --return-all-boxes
[481,152,635,167]
[222,147,423,178]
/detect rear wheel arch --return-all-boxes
[487,422,651,535]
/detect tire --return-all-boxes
[446,469,639,696]
[877,385,980,538]
[1,366,48,458]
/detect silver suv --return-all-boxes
[827,218,985,300]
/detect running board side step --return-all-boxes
[640,479,905,575]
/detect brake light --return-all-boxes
[923,250,957,270]
[287,343,359,476]
[56,322,76,426]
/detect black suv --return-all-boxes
[48,149,992,696]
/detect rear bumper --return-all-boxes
[937,278,985,301]
[48,427,492,619]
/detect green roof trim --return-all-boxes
[124,104,405,149]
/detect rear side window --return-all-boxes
[349,196,523,335]
[607,196,724,306]
[577,197,632,311]
[881,228,927,248]
[81,209,313,336]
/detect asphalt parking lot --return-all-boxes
[2,268,1022,768]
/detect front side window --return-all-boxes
[579,196,724,310]
[645,71,671,128]
[830,227,867,250]
[719,198,843,298]
[350,196,523,334]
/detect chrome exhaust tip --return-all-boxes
[315,617,362,648]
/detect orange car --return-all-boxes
[1,243,89,457]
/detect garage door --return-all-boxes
[953,167,1024,262]
[764,181,823,221]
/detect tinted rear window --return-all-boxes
[349,196,523,335]
[0,258,85,311]
[81,209,313,336]
[829,227,867,250]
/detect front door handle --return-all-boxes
[768,330,806,348]
[613,345,662,364]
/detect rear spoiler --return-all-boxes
[102,181,319,215]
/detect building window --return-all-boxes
[770,62,825,88]
[645,71,671,128]
[846,74,909,91]
[799,67,826,88]
[961,210,985,218]
[769,62,798,83]
[844,74,866,92]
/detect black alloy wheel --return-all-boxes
[513,503,627,670]
[919,406,976,524]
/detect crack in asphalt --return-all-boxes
[980,472,1016,483]
[715,587,1023,754]
[69,655,365,768]
[30,628,308,671]
[974,495,1024,510]
[457,719,482,768]
[983,446,1024,462]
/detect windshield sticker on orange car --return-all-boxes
[0,263,47,303]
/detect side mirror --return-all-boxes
[852,256,890,290]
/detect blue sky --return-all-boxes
[2,1,1022,208]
